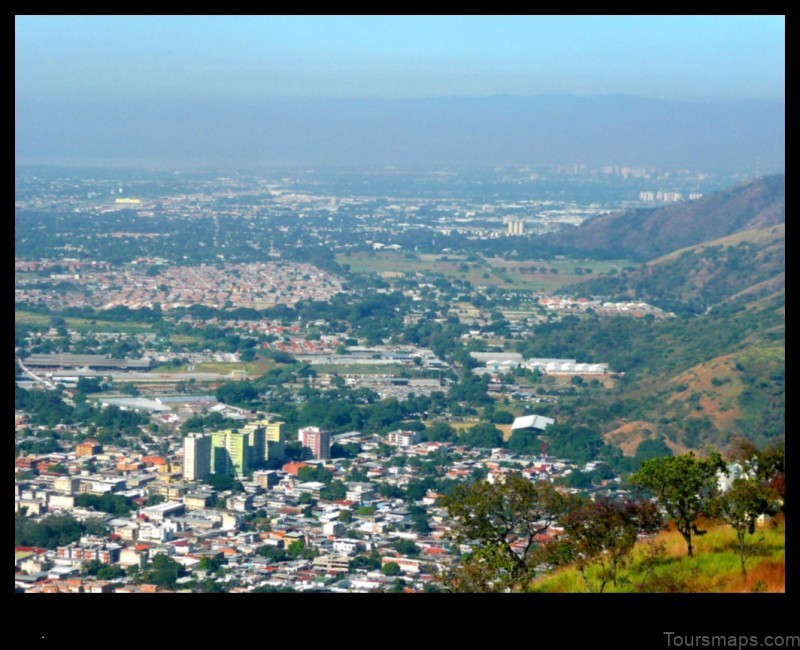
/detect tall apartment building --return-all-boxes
[264,420,285,461]
[298,426,331,460]
[241,421,266,465]
[506,219,525,236]
[211,430,251,478]
[241,418,286,463]
[186,417,287,480]
[183,433,212,481]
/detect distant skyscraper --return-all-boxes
[506,219,525,236]
[298,426,331,460]
[183,433,212,481]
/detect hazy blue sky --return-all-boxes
[16,15,785,101]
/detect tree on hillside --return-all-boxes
[629,452,725,557]
[442,473,571,592]
[728,438,785,513]
[716,478,780,581]
[550,497,663,592]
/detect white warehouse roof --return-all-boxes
[511,415,555,431]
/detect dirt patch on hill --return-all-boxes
[666,353,744,435]
[603,421,658,457]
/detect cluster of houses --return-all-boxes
[16,418,598,593]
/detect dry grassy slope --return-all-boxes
[602,420,686,457]
[603,343,783,455]
[652,223,785,264]
[647,224,785,303]
[665,354,747,432]
[529,519,785,593]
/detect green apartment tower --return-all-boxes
[211,430,251,478]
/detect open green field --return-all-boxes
[15,310,153,334]
[150,356,291,377]
[336,251,634,292]
[193,359,286,376]
[169,334,202,345]
[483,256,635,291]
[337,251,468,275]
[428,419,514,441]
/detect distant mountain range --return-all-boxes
[15,94,784,172]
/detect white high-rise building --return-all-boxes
[507,219,525,236]
[183,433,212,481]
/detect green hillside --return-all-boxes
[519,289,784,452]
[537,174,785,261]
[568,224,784,316]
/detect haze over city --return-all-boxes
[16,15,785,170]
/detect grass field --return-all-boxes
[336,251,634,292]
[15,310,153,334]
[194,359,282,376]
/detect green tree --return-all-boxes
[442,473,570,591]
[82,559,105,576]
[554,497,662,592]
[423,421,456,443]
[716,478,779,580]
[143,553,184,590]
[198,556,224,572]
[392,539,420,556]
[96,564,126,580]
[629,452,725,557]
[257,545,288,562]
[507,428,540,455]
[350,553,381,572]
[490,410,515,424]
[202,473,243,492]
[460,422,503,449]
[15,512,86,549]
[381,561,402,576]
[321,480,347,501]
[729,439,785,512]
[74,493,135,516]
[634,438,674,465]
